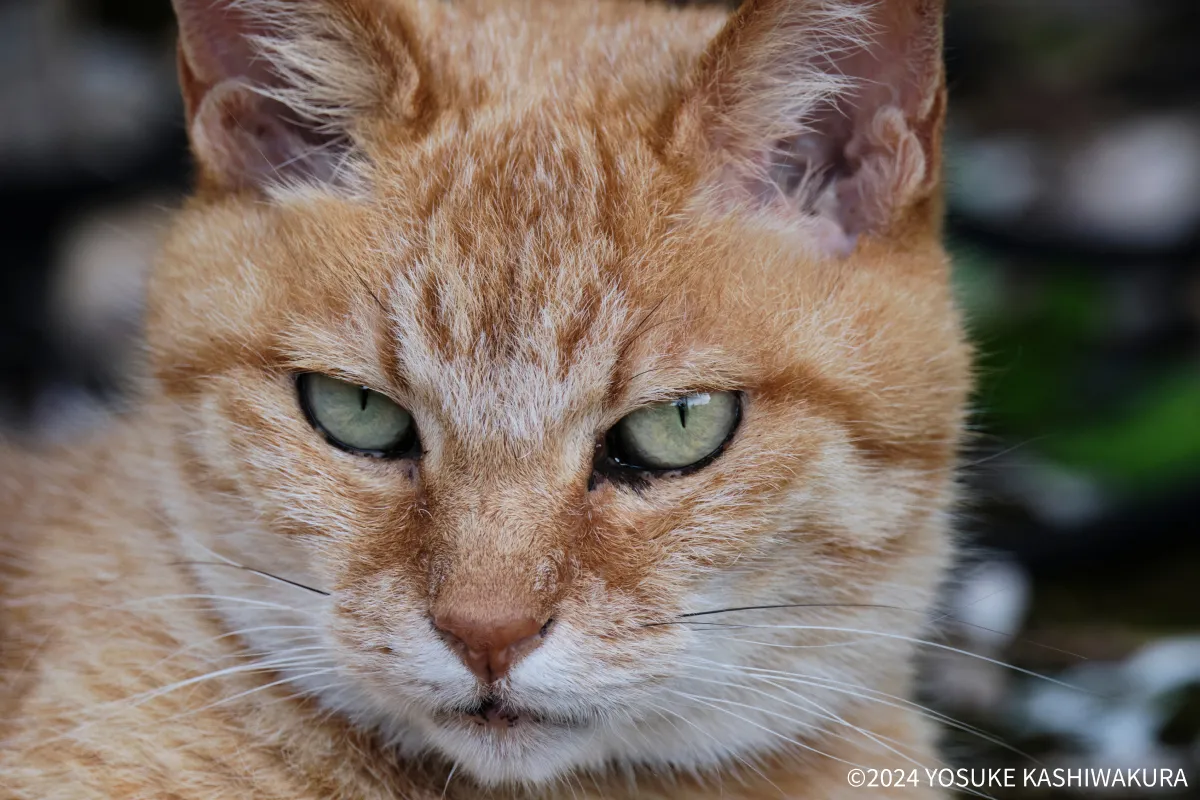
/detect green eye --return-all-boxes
[606,392,740,472]
[297,373,418,457]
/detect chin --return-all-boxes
[421,708,603,786]
[324,674,618,787]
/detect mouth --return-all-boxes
[435,697,593,732]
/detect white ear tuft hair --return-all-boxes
[675,0,947,256]
[173,0,422,194]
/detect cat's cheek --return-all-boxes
[166,370,428,583]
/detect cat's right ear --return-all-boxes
[173,0,425,194]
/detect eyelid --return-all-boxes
[619,389,727,420]
[286,368,407,406]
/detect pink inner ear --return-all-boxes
[792,104,929,247]
[173,0,357,191]
[175,0,277,89]
[192,80,347,190]
[809,5,942,241]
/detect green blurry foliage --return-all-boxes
[955,247,1200,492]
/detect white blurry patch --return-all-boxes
[1064,115,1200,248]
[954,557,1031,649]
[1017,637,1200,770]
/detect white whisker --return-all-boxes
[663,688,863,769]
[681,669,922,764]
[686,657,1033,761]
[678,622,1082,691]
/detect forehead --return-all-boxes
[278,115,714,446]
[384,253,639,448]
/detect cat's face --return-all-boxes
[151,0,968,786]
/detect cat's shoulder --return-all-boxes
[1,419,156,531]
[0,418,162,653]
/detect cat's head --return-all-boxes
[149,0,968,786]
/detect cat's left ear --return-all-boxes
[173,0,424,193]
[672,0,947,256]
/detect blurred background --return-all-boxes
[1,0,1197,796]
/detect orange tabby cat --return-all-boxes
[0,0,969,797]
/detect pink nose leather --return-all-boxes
[433,612,550,684]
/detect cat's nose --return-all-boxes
[432,612,551,684]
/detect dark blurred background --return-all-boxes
[1,1,1198,796]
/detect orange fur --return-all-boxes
[1,0,970,797]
